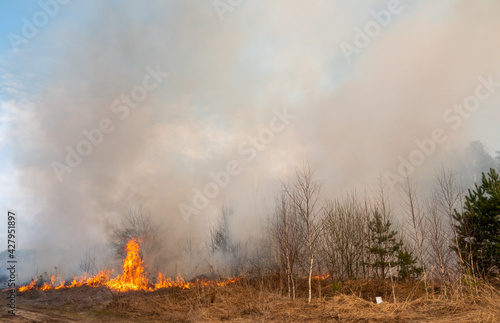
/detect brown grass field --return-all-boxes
[2,277,499,322]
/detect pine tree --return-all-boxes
[397,246,422,281]
[453,168,500,277]
[366,210,401,279]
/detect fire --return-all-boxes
[17,238,238,293]
[87,270,112,287]
[311,273,330,280]
[105,238,149,291]
[19,278,37,292]
[40,276,55,291]
[55,281,66,290]
[155,273,191,290]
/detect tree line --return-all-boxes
[108,161,500,303]
[266,165,500,302]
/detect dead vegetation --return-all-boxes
[2,277,499,322]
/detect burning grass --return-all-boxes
[16,238,238,293]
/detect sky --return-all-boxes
[0,0,499,277]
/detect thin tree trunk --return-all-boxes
[378,178,397,303]
[284,216,292,299]
[436,169,464,295]
[387,258,396,303]
[404,176,428,296]
[308,222,314,303]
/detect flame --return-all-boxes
[86,270,112,287]
[105,238,149,291]
[19,278,37,292]
[55,281,66,290]
[17,238,239,293]
[311,273,330,280]
[40,275,55,291]
[67,276,85,288]
[154,273,191,290]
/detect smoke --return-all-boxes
[2,0,500,276]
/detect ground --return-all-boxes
[1,279,499,322]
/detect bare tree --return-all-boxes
[362,191,373,279]
[210,205,235,254]
[425,196,449,286]
[434,168,465,275]
[208,205,242,276]
[78,243,113,276]
[374,178,397,303]
[110,205,163,271]
[271,191,303,299]
[402,175,428,294]
[78,243,97,275]
[285,164,323,303]
[278,191,294,299]
[244,231,277,279]
[321,193,368,289]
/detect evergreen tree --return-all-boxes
[366,210,401,279]
[396,246,422,280]
[453,168,500,277]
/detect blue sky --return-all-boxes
[0,0,20,214]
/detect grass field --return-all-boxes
[2,277,499,322]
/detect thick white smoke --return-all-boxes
[2,0,500,277]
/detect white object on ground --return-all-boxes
[376,296,383,304]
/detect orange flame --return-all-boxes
[40,275,55,291]
[19,278,37,292]
[17,237,239,293]
[311,273,330,280]
[105,238,150,291]
[55,280,66,290]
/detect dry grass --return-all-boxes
[1,278,499,322]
